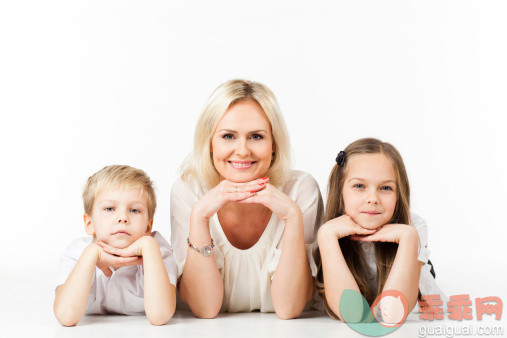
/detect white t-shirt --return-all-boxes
[55,231,178,315]
[170,170,324,313]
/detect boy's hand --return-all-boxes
[93,243,143,277]
[97,236,156,268]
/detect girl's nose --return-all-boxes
[367,192,380,204]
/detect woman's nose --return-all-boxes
[235,137,250,156]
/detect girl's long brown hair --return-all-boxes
[315,138,413,319]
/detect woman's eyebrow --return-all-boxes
[217,129,269,134]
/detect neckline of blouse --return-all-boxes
[211,212,277,255]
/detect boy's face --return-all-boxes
[84,187,152,248]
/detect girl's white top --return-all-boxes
[170,170,323,313]
[55,231,178,315]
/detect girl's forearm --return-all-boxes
[141,237,176,325]
[382,229,421,312]
[318,232,361,322]
[271,209,313,319]
[178,213,224,318]
[53,244,99,326]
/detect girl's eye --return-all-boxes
[251,134,263,140]
[381,186,393,191]
[353,184,365,189]
[130,209,140,213]
[222,134,234,140]
[105,207,114,211]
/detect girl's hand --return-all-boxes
[192,177,270,220]
[318,215,377,240]
[349,223,419,244]
[237,183,300,221]
[93,243,143,277]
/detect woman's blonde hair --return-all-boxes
[181,79,292,188]
[315,138,415,319]
[83,165,157,220]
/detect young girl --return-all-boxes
[315,138,445,323]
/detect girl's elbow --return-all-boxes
[274,302,305,320]
[147,312,172,326]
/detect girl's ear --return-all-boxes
[84,213,95,236]
[145,219,154,235]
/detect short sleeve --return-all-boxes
[267,172,324,280]
[411,213,431,263]
[152,231,179,287]
[170,178,224,280]
[55,237,93,290]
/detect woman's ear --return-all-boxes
[84,213,95,236]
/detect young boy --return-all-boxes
[54,165,177,326]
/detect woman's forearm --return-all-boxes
[271,209,313,319]
[178,212,224,318]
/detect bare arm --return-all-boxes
[381,228,422,313]
[141,237,176,325]
[270,207,314,319]
[97,236,177,325]
[53,244,99,326]
[317,216,375,322]
[177,210,224,318]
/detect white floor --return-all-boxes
[2,266,504,338]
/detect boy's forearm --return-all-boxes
[54,244,99,326]
[141,236,176,325]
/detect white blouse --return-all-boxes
[170,170,324,313]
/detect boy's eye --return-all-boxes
[104,207,115,211]
[251,134,263,140]
[353,184,365,189]
[130,209,140,213]
[222,134,234,140]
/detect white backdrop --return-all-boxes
[1,0,506,305]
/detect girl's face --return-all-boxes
[342,153,398,230]
[211,99,274,183]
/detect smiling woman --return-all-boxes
[171,79,324,319]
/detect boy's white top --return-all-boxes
[55,231,178,315]
[360,213,447,302]
[170,170,323,313]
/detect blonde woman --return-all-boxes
[171,79,323,319]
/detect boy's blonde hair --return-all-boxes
[83,165,157,220]
[181,79,292,189]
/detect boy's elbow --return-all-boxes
[54,307,80,327]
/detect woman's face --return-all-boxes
[211,99,274,183]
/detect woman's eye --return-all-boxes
[251,134,263,140]
[353,184,365,189]
[130,209,140,213]
[105,207,114,211]
[222,134,234,140]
